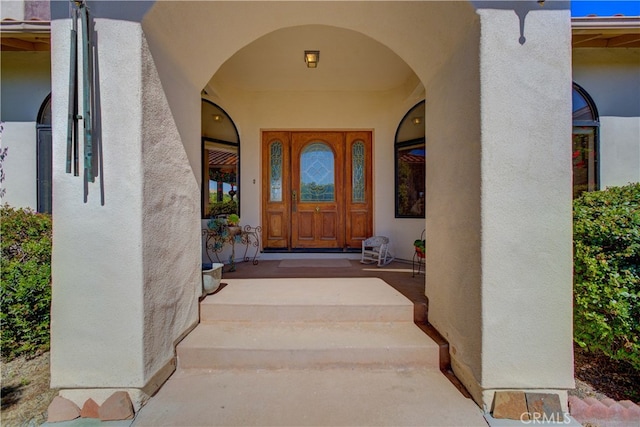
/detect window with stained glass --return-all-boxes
[352,141,365,203]
[270,141,283,202]
[300,142,335,202]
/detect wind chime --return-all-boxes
[67,0,100,200]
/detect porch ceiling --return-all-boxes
[0,21,50,51]
[208,25,417,93]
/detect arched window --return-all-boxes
[395,101,425,218]
[572,83,599,198]
[37,93,52,214]
[201,99,240,218]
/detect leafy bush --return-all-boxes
[1,205,52,360]
[573,184,640,370]
[209,199,238,217]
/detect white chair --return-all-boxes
[360,236,394,267]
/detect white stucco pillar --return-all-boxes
[476,5,574,408]
[50,13,200,409]
[427,3,574,411]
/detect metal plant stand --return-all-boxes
[203,225,261,272]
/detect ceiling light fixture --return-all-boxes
[304,50,320,68]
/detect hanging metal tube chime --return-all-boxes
[66,0,95,185]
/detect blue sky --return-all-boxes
[571,1,640,17]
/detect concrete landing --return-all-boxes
[200,277,415,322]
[132,368,486,426]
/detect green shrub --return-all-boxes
[209,199,238,217]
[1,205,52,360]
[573,184,640,370]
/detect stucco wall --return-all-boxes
[50,17,199,397]
[0,123,38,208]
[140,32,200,382]
[1,51,51,122]
[50,19,147,389]
[477,6,574,404]
[573,48,640,187]
[0,51,51,209]
[0,1,26,20]
[424,9,483,401]
[428,4,574,408]
[600,117,640,187]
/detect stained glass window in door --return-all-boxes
[270,141,283,202]
[300,142,334,201]
[352,141,365,203]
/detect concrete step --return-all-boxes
[177,321,440,370]
[200,277,414,323]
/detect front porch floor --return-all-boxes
[224,259,429,322]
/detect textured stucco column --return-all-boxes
[50,15,200,409]
[477,5,574,409]
[427,4,574,410]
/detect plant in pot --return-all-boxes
[413,239,425,258]
[227,214,241,235]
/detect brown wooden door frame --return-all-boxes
[261,130,372,251]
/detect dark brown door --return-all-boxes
[262,131,372,250]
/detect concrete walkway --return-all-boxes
[132,367,486,426]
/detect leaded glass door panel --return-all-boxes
[291,132,345,249]
[262,132,291,248]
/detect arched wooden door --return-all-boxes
[262,131,372,251]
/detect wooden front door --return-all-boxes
[262,131,372,251]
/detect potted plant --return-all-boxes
[227,214,241,235]
[413,239,425,258]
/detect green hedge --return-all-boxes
[0,205,52,360]
[209,199,238,217]
[573,184,640,370]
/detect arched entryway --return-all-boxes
[50,0,574,413]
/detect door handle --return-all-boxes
[292,190,297,212]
